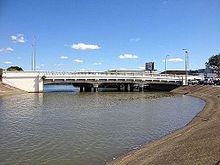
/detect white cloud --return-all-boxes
[4,61,12,64]
[60,55,68,59]
[71,43,100,50]
[0,47,14,53]
[129,37,140,42]
[93,62,102,65]
[5,47,13,52]
[11,34,25,43]
[119,53,138,59]
[163,58,184,62]
[73,59,83,63]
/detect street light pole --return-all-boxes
[32,36,36,71]
[183,49,189,85]
[165,55,169,74]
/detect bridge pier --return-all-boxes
[92,87,97,92]
[124,84,128,92]
[117,85,121,92]
[130,84,134,92]
[84,87,92,92]
[80,86,84,92]
[93,84,98,92]
[79,84,98,92]
[139,84,144,92]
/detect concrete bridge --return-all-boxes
[2,71,185,92]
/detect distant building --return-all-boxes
[160,69,218,80]
[145,62,155,71]
[198,68,218,79]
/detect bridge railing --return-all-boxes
[42,71,182,78]
[2,71,184,82]
[40,71,184,83]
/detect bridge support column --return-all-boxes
[139,84,144,92]
[93,87,97,92]
[38,78,44,93]
[128,84,131,92]
[124,84,128,92]
[80,86,84,92]
[85,87,92,92]
[93,84,98,92]
[130,85,134,92]
[117,85,121,92]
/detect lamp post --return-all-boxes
[183,49,189,85]
[165,55,169,74]
[32,36,36,71]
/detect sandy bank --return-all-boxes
[0,82,27,97]
[108,85,220,165]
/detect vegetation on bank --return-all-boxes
[0,66,23,80]
[6,66,23,71]
[206,53,220,77]
[0,68,2,81]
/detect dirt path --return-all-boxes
[108,85,220,165]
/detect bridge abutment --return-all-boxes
[2,72,44,92]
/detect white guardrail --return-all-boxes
[2,71,184,82]
[41,71,184,82]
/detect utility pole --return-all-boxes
[165,55,169,74]
[32,36,36,71]
[183,49,189,85]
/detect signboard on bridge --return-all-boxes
[145,62,154,71]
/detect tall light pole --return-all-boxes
[32,36,36,71]
[165,55,169,74]
[183,49,189,85]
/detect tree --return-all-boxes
[206,54,220,77]
[0,68,3,80]
[6,66,23,71]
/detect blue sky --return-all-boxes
[0,0,220,72]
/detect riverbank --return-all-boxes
[0,82,27,97]
[108,85,220,165]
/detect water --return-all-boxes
[0,85,205,165]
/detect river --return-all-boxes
[0,85,205,165]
